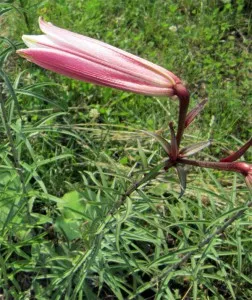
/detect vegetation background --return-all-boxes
[0,0,251,299]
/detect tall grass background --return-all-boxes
[0,0,251,299]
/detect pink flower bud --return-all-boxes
[17,17,185,97]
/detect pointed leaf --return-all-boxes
[0,8,12,16]
[0,68,22,118]
[175,165,187,198]
[137,139,148,169]
[142,130,171,155]
[185,99,208,128]
[179,140,211,157]
[220,138,252,162]
[15,89,66,110]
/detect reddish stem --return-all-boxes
[174,83,190,147]
[169,122,178,161]
[164,159,176,171]
[178,158,251,176]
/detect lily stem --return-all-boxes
[174,84,190,147]
[178,158,249,175]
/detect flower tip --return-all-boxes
[22,34,31,43]
[39,16,53,30]
[16,49,25,57]
[16,49,31,60]
[39,16,46,25]
[21,34,39,48]
[39,16,46,26]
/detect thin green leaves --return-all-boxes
[142,130,171,155]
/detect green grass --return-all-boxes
[0,0,251,299]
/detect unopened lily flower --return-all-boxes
[17,17,187,98]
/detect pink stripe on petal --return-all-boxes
[38,18,180,87]
[18,48,174,96]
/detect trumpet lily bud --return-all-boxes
[17,17,186,97]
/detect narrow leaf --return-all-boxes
[0,8,12,16]
[220,138,252,162]
[185,99,208,128]
[0,68,22,118]
[0,37,17,51]
[15,89,66,110]
[175,165,187,198]
[179,140,211,157]
[137,139,148,169]
[142,130,171,155]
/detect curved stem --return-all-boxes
[174,84,190,147]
